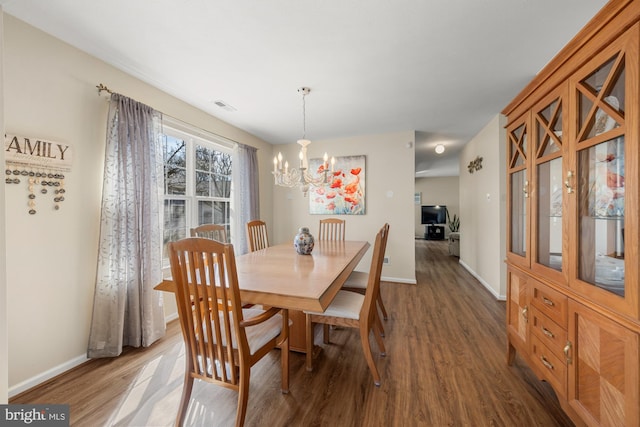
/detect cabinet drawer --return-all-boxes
[530,307,567,360]
[530,279,567,326]
[530,334,567,398]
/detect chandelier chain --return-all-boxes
[301,91,307,139]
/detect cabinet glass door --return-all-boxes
[575,48,626,297]
[534,95,565,273]
[511,169,527,257]
[508,117,529,265]
[577,138,625,296]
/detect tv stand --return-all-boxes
[424,224,445,240]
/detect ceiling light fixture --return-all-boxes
[272,87,334,196]
[435,144,445,154]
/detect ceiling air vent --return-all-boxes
[213,100,236,112]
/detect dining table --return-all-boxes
[155,239,370,352]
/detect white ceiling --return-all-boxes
[2,0,608,177]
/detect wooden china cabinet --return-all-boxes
[503,1,640,425]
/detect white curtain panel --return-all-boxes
[87,94,166,358]
[232,143,260,255]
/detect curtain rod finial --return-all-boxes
[96,83,113,98]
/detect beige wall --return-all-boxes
[3,14,274,394]
[414,176,459,239]
[271,131,417,283]
[1,7,8,404]
[458,114,507,299]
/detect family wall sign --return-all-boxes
[5,134,73,214]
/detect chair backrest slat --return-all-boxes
[246,220,269,252]
[318,218,346,241]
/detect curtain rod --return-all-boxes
[96,83,246,149]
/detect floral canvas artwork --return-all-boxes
[309,155,365,215]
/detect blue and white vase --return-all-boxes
[294,227,314,255]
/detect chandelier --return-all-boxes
[272,87,334,196]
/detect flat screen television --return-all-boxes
[421,205,447,225]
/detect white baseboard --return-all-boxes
[380,275,417,285]
[458,259,506,301]
[350,270,417,285]
[164,312,179,323]
[9,354,89,398]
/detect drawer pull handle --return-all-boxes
[541,356,554,370]
[542,297,554,306]
[542,327,554,338]
[522,305,528,322]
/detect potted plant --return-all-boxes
[446,210,460,233]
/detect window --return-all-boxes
[162,124,233,263]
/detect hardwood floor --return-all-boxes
[11,240,574,426]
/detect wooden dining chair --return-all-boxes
[318,218,346,241]
[246,220,269,252]
[168,237,289,427]
[317,218,346,338]
[190,223,228,243]
[304,223,388,386]
[342,223,390,334]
